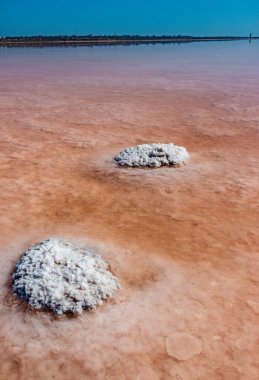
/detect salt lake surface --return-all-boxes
[0,41,259,379]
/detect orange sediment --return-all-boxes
[0,44,259,379]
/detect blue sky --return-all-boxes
[1,0,259,36]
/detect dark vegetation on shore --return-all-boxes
[0,34,258,47]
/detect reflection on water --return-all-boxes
[0,41,259,379]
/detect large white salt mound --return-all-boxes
[12,238,119,315]
[114,143,189,168]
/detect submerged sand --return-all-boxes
[0,43,259,379]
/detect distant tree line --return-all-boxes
[0,34,257,41]
[0,34,257,47]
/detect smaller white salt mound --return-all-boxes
[12,238,119,315]
[114,143,189,168]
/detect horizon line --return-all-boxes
[1,34,258,48]
[1,33,258,38]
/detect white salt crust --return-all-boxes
[12,238,119,315]
[114,143,189,168]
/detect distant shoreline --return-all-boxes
[0,35,258,47]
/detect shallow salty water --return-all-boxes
[0,41,259,379]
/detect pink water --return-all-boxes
[0,41,259,379]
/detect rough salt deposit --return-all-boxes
[12,238,119,315]
[114,143,189,168]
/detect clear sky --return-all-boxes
[1,0,259,37]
